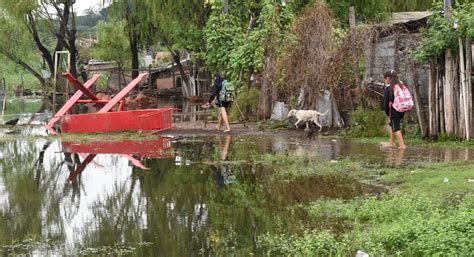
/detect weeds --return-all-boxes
[345,106,387,137]
[260,158,474,256]
[262,193,474,256]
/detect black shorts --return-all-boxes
[217,101,231,108]
[390,117,402,132]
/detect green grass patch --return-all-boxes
[2,99,43,116]
[348,136,474,149]
[384,161,474,194]
[260,157,474,256]
[256,119,292,131]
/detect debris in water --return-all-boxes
[356,250,369,257]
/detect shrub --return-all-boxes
[229,87,260,122]
[347,106,387,137]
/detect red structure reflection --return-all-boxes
[62,137,173,182]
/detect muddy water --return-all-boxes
[1,126,473,256]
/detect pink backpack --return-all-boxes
[392,82,414,112]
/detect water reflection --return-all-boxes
[61,137,174,181]
[211,136,236,189]
[1,131,474,256]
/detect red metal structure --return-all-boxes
[45,73,175,134]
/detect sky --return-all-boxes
[74,0,106,15]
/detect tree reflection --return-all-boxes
[0,139,65,252]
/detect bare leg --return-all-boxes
[216,108,222,130]
[395,131,407,149]
[220,107,231,132]
[389,130,395,147]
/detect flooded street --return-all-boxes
[0,100,473,256]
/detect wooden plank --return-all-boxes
[45,74,101,134]
[98,73,147,113]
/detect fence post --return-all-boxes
[2,78,7,116]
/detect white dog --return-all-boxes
[287,109,329,132]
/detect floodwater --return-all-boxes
[0,99,473,256]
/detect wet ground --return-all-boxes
[0,99,473,256]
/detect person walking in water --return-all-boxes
[207,74,231,132]
[383,70,408,149]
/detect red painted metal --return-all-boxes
[61,108,174,133]
[76,100,109,104]
[46,72,174,134]
[98,73,147,113]
[62,73,99,100]
[45,73,101,134]
[62,137,173,158]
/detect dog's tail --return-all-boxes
[321,109,329,116]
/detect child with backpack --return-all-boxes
[383,70,413,149]
[206,74,234,132]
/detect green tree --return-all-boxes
[142,0,210,97]
[91,20,131,86]
[107,0,150,79]
[0,0,80,89]
[0,14,44,86]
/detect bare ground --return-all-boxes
[165,120,339,138]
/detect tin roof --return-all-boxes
[389,11,432,24]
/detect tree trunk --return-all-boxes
[130,33,139,79]
[439,72,445,132]
[458,38,468,139]
[428,58,438,138]
[349,6,361,88]
[444,49,454,135]
[453,53,460,137]
[167,46,190,99]
[466,37,472,139]
[3,52,47,87]
[410,62,427,138]
[26,12,54,75]
[68,9,78,77]
[258,54,273,119]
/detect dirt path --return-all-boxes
[167,121,312,137]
